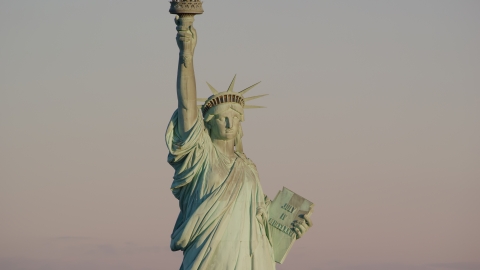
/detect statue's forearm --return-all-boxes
[175,15,198,136]
[176,54,197,136]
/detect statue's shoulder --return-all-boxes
[235,152,257,169]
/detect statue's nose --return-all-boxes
[225,117,232,128]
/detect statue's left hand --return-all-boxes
[293,214,313,239]
[256,207,268,225]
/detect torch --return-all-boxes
[169,0,203,67]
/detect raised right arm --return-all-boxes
[175,15,198,137]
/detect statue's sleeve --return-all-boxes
[165,109,210,198]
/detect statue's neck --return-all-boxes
[212,138,236,159]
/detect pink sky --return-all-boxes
[1,0,479,269]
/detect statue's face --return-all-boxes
[208,108,241,140]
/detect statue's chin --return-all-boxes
[211,134,235,141]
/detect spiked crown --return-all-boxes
[198,75,267,116]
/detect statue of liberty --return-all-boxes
[165,9,312,270]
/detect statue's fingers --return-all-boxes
[174,15,180,25]
[261,211,268,223]
[177,29,191,36]
[304,215,313,227]
[293,227,302,239]
[177,30,185,37]
[189,25,197,39]
[295,219,305,227]
[265,198,272,208]
[256,209,267,223]
[295,223,307,234]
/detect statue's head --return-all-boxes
[199,75,267,152]
[204,103,243,141]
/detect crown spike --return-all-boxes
[244,105,266,109]
[243,94,268,102]
[206,82,219,94]
[239,81,261,95]
[227,74,236,92]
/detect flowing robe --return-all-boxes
[166,109,275,270]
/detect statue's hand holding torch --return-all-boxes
[170,0,203,67]
[175,15,197,57]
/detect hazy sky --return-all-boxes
[1,1,479,269]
